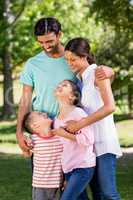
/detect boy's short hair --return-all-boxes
[34,17,61,36]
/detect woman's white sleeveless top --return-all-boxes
[81,64,122,157]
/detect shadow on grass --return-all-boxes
[0,124,16,135]
[0,124,17,143]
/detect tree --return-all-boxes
[89,0,133,115]
[0,0,27,118]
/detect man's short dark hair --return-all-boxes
[34,17,61,36]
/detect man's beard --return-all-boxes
[43,45,57,54]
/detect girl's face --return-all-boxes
[65,51,85,73]
[55,80,75,103]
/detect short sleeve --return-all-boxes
[20,60,34,86]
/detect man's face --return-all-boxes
[37,32,60,53]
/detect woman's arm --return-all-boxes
[66,78,115,132]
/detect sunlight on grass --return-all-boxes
[116,120,133,147]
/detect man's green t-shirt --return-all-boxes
[20,51,76,118]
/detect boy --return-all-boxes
[23,111,63,200]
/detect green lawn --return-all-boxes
[116,120,133,147]
[0,153,32,200]
[0,153,132,200]
[116,153,133,200]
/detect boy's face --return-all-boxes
[29,112,52,135]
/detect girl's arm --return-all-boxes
[66,78,115,132]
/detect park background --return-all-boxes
[0,0,133,200]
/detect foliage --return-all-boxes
[89,0,133,113]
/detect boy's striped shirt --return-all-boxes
[32,134,63,188]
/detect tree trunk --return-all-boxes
[2,48,15,118]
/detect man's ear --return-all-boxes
[57,31,62,39]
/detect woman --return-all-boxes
[64,37,122,200]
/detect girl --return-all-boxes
[53,80,96,200]
[64,38,122,200]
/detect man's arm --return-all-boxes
[16,84,33,152]
[95,65,115,83]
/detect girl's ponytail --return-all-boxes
[87,52,96,65]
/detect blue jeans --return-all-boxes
[89,153,121,200]
[60,167,95,200]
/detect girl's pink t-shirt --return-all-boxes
[54,107,96,173]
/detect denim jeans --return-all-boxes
[89,153,121,200]
[60,167,95,200]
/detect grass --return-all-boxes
[116,153,133,200]
[0,153,32,200]
[116,119,133,147]
[0,121,16,143]
[0,152,133,200]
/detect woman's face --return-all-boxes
[65,51,84,73]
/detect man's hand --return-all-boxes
[23,150,33,158]
[95,65,114,81]
[16,132,31,152]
